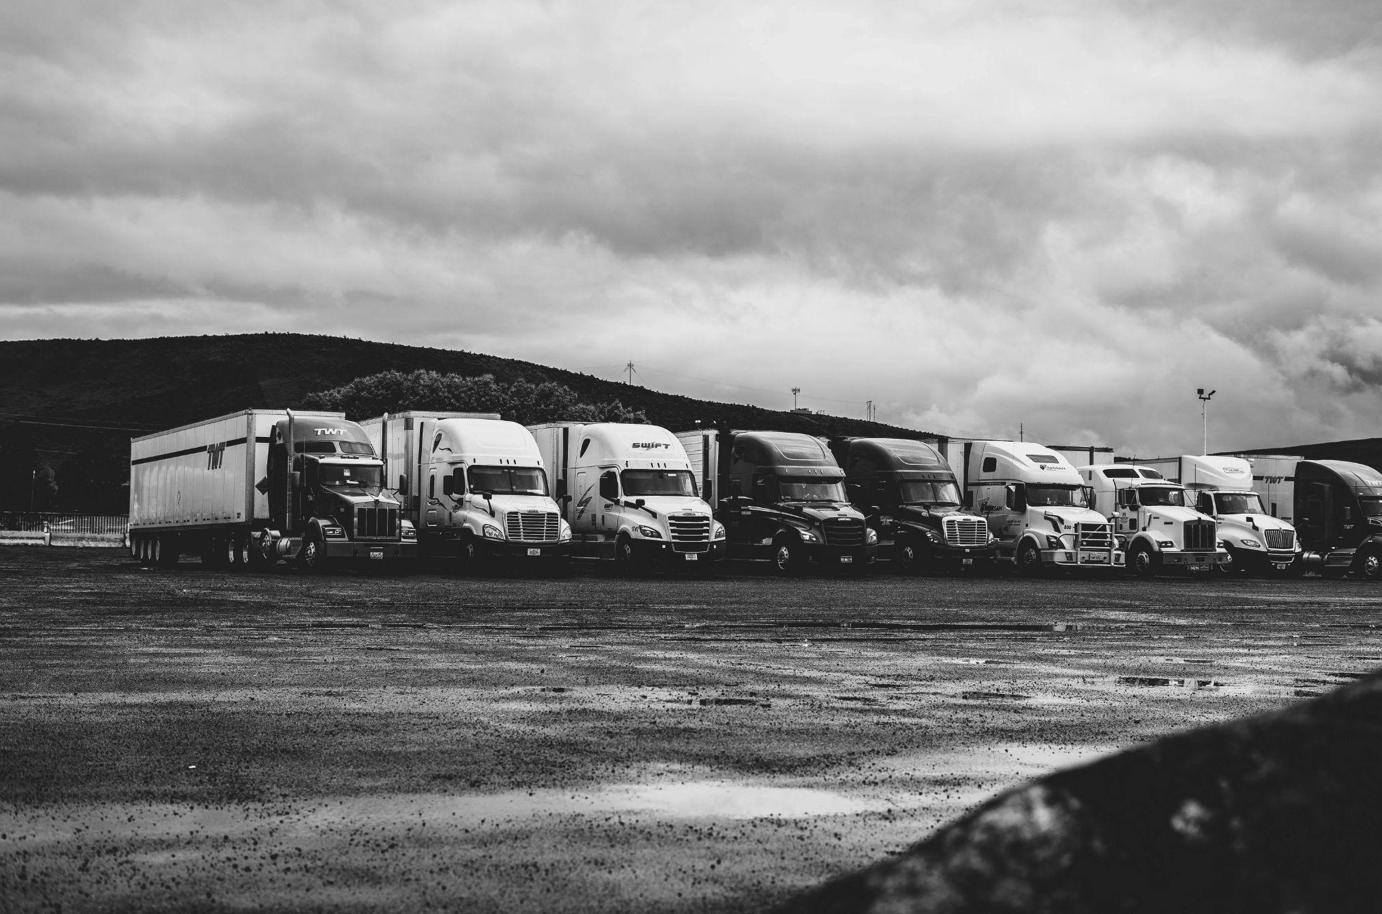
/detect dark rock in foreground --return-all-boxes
[780,672,1382,914]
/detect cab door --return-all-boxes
[597,468,621,533]
[425,470,442,528]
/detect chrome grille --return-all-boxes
[505,511,561,542]
[1264,528,1295,550]
[823,517,866,547]
[355,506,398,540]
[943,516,988,547]
[1185,519,1216,551]
[1075,522,1114,549]
[668,514,711,542]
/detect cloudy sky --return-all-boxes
[3,1,1381,455]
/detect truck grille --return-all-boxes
[1075,522,1114,549]
[355,506,398,540]
[505,511,561,542]
[943,517,988,547]
[1185,519,1216,551]
[1264,528,1295,550]
[823,517,866,547]
[668,514,711,542]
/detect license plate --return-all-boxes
[1085,554,1107,563]
[840,555,853,564]
[1188,564,1207,572]
[528,548,542,557]
[370,549,384,560]
[1274,563,1289,570]
[962,558,973,565]
[684,553,699,561]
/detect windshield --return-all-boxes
[319,464,382,489]
[468,466,549,496]
[779,477,847,503]
[1027,485,1088,507]
[622,469,698,497]
[898,480,962,505]
[1215,492,1264,514]
[1360,497,1382,517]
[1139,486,1187,507]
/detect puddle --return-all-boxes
[1117,677,1222,689]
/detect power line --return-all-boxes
[0,413,156,432]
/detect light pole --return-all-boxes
[1197,388,1216,454]
[791,387,800,410]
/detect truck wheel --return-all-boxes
[614,535,641,575]
[459,535,480,570]
[1016,541,1043,577]
[1353,548,1381,581]
[772,536,803,576]
[896,540,926,576]
[225,534,244,569]
[1217,546,1249,577]
[299,532,326,573]
[1129,543,1158,578]
[245,532,268,569]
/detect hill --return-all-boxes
[0,334,933,513]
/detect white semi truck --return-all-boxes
[1077,464,1230,577]
[1136,455,1301,575]
[942,439,1122,574]
[362,412,571,570]
[129,409,416,570]
[529,422,725,569]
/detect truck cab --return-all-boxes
[530,423,725,570]
[264,415,416,569]
[1293,460,1382,580]
[1078,464,1228,577]
[1178,455,1301,576]
[963,441,1122,574]
[832,437,995,574]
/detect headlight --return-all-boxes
[400,520,416,540]
[922,528,942,544]
[797,528,818,543]
[1115,535,1128,548]
[1156,539,1174,548]
[1239,538,1261,548]
[1045,535,1062,550]
[866,528,878,544]
[712,522,726,540]
[559,520,572,542]
[636,525,663,539]
[322,525,346,538]
[482,524,504,540]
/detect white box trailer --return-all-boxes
[361,411,571,569]
[1137,454,1301,523]
[129,409,415,570]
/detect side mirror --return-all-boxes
[483,491,493,502]
[398,475,409,496]
[635,498,646,508]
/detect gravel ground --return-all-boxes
[2,548,1379,913]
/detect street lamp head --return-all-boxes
[1197,388,1203,396]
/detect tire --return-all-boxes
[299,532,326,573]
[772,536,803,577]
[226,534,244,569]
[1016,540,1043,577]
[1129,542,1158,579]
[1352,548,1382,582]
[614,535,641,576]
[459,535,480,571]
[246,532,269,569]
[895,539,926,576]
[1217,546,1249,577]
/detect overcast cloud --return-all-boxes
[3,0,1381,455]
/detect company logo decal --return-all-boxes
[315,428,348,436]
[575,487,593,520]
[632,442,671,450]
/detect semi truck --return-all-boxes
[362,412,571,570]
[129,409,415,570]
[1138,455,1300,575]
[1291,459,1382,579]
[1076,464,1229,577]
[940,439,1122,574]
[828,437,995,574]
[528,422,724,570]
[677,428,876,574]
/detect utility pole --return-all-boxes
[791,387,801,409]
[1198,388,1216,454]
[865,400,873,422]
[1019,423,1024,442]
[626,361,635,385]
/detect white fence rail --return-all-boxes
[0,513,129,545]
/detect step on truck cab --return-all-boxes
[830,437,996,574]
[129,409,416,571]
[1077,464,1229,577]
[362,412,571,570]
[1175,455,1301,576]
[677,428,877,575]
[528,422,725,570]
[1293,460,1382,580]
[959,441,1122,574]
